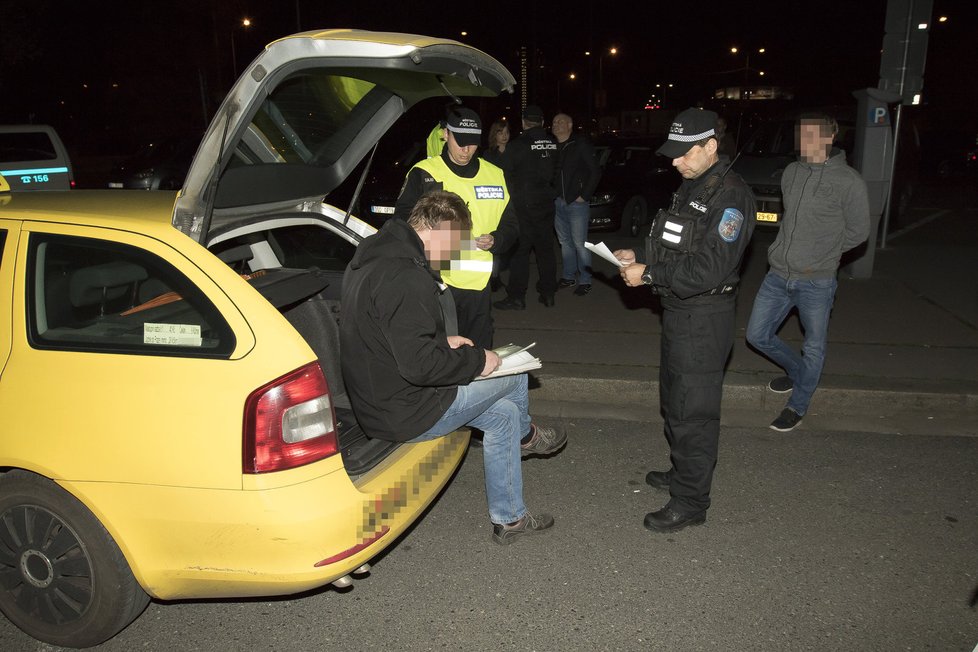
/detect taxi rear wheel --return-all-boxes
[0,470,150,648]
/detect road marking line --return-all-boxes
[886,209,951,241]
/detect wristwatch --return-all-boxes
[641,269,654,286]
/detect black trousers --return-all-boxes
[506,213,558,299]
[658,298,735,513]
[449,284,494,350]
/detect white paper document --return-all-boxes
[585,241,624,268]
[476,342,541,380]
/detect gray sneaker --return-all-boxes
[492,511,555,545]
[520,424,567,457]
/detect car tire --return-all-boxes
[623,196,648,237]
[0,470,150,647]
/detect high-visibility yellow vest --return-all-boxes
[413,156,509,291]
[426,124,444,158]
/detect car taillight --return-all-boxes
[243,362,339,473]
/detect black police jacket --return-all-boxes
[641,157,756,305]
[505,125,558,218]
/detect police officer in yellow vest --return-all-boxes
[425,121,446,158]
[394,107,519,349]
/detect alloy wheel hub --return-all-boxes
[20,549,55,588]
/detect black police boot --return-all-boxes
[493,295,526,310]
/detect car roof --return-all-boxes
[0,190,178,234]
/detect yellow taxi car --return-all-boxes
[0,30,514,647]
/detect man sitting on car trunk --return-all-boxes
[340,190,566,545]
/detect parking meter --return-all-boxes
[842,88,900,279]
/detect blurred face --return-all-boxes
[798,120,834,163]
[446,130,478,166]
[420,221,470,270]
[672,140,718,179]
[551,114,573,142]
[495,125,510,147]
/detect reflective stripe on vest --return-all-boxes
[414,156,509,290]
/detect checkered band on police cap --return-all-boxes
[656,108,719,158]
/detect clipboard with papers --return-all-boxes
[476,342,541,380]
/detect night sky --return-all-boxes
[1,0,973,162]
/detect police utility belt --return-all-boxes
[642,172,737,298]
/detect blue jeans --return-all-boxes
[411,374,531,524]
[554,198,592,284]
[746,271,838,415]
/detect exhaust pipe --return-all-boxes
[331,575,353,588]
[331,564,371,588]
[352,563,371,576]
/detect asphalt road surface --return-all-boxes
[3,416,975,651]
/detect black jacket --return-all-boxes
[554,133,601,203]
[481,146,510,170]
[506,125,557,218]
[641,157,756,305]
[340,219,485,441]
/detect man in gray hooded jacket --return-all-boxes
[746,113,870,432]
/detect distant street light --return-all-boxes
[647,82,675,109]
[730,45,766,87]
[231,17,253,79]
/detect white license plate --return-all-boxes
[756,212,779,223]
[371,205,395,214]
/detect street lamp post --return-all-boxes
[558,72,576,110]
[730,46,765,94]
[585,50,593,124]
[231,17,252,79]
[585,46,618,127]
[596,46,618,113]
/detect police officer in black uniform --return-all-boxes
[615,107,755,533]
[493,105,559,309]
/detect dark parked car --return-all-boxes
[352,137,426,227]
[328,99,450,228]
[588,137,673,236]
[107,135,200,190]
[919,129,977,180]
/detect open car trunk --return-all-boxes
[186,30,515,477]
[244,266,399,477]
